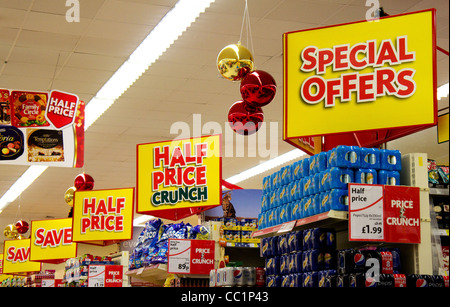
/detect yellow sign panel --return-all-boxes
[284,9,437,140]
[30,218,77,264]
[2,239,41,275]
[438,113,449,144]
[137,135,222,220]
[72,188,134,244]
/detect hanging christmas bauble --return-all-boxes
[74,173,94,191]
[15,220,29,234]
[217,43,254,81]
[3,224,18,239]
[228,100,264,136]
[240,70,277,107]
[64,186,77,207]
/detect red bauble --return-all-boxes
[228,100,264,136]
[15,220,29,234]
[74,173,95,191]
[240,70,277,107]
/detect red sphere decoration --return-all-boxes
[240,70,277,107]
[228,100,264,136]
[74,173,95,191]
[15,220,29,234]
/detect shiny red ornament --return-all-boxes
[240,70,277,107]
[228,100,264,136]
[15,220,29,234]
[74,173,95,191]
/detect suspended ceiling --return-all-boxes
[0,0,448,245]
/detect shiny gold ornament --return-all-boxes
[64,186,77,207]
[4,224,18,239]
[217,43,254,81]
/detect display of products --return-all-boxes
[128,219,210,270]
[210,266,265,287]
[63,254,114,287]
[428,159,449,187]
[213,217,260,247]
[259,146,402,230]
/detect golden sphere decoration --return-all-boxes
[3,224,18,239]
[64,186,77,207]
[217,42,254,81]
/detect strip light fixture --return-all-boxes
[0,0,216,214]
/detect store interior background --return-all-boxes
[0,0,448,275]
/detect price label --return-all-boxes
[168,239,191,274]
[349,184,384,241]
[88,265,106,287]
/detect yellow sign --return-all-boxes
[438,113,449,144]
[30,218,77,264]
[284,9,437,142]
[72,188,134,245]
[137,135,222,220]
[2,239,41,275]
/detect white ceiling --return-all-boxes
[0,0,448,244]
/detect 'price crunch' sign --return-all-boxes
[349,184,420,243]
[137,135,222,220]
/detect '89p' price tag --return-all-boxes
[168,239,191,274]
[349,184,384,241]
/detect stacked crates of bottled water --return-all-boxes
[258,146,402,229]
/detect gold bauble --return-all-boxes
[3,224,18,239]
[217,43,254,81]
[64,186,77,207]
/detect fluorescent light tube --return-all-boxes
[0,165,48,213]
[225,149,307,185]
[438,82,449,100]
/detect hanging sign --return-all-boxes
[283,9,437,154]
[30,218,77,264]
[167,239,215,275]
[137,134,222,220]
[437,113,449,144]
[0,88,84,168]
[2,239,42,275]
[72,187,135,246]
[349,184,420,243]
[45,90,80,129]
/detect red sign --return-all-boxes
[168,239,215,275]
[88,265,123,287]
[349,184,421,243]
[383,185,421,243]
[45,90,79,129]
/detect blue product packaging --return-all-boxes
[302,271,319,287]
[318,270,337,287]
[278,234,288,255]
[258,213,265,230]
[303,228,336,250]
[313,193,321,215]
[355,168,378,184]
[291,201,301,221]
[302,176,313,197]
[324,251,337,270]
[378,170,400,185]
[272,256,281,275]
[279,185,287,205]
[295,179,303,200]
[281,274,291,287]
[261,194,268,212]
[280,254,289,275]
[262,237,270,257]
[279,205,287,224]
[287,182,294,203]
[320,192,330,213]
[286,203,293,222]
[289,273,300,287]
[329,189,349,211]
[269,190,276,209]
[380,149,402,171]
[313,173,321,194]
[328,145,360,168]
[267,209,275,227]
[303,197,312,218]
[317,151,328,172]
[309,154,317,175]
[291,160,301,181]
[270,236,279,256]
[287,231,303,252]
[301,157,310,177]
[266,275,281,287]
[262,176,270,194]
[270,173,277,191]
[323,167,354,190]
[360,147,381,169]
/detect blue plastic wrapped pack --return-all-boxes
[355,168,378,184]
[360,148,381,169]
[380,149,402,171]
[137,219,163,268]
[378,170,400,185]
[328,145,360,169]
[322,167,354,190]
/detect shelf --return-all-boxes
[429,187,449,196]
[125,264,168,286]
[252,210,348,238]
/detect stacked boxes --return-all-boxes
[258,146,402,229]
[216,217,260,247]
[263,227,337,287]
